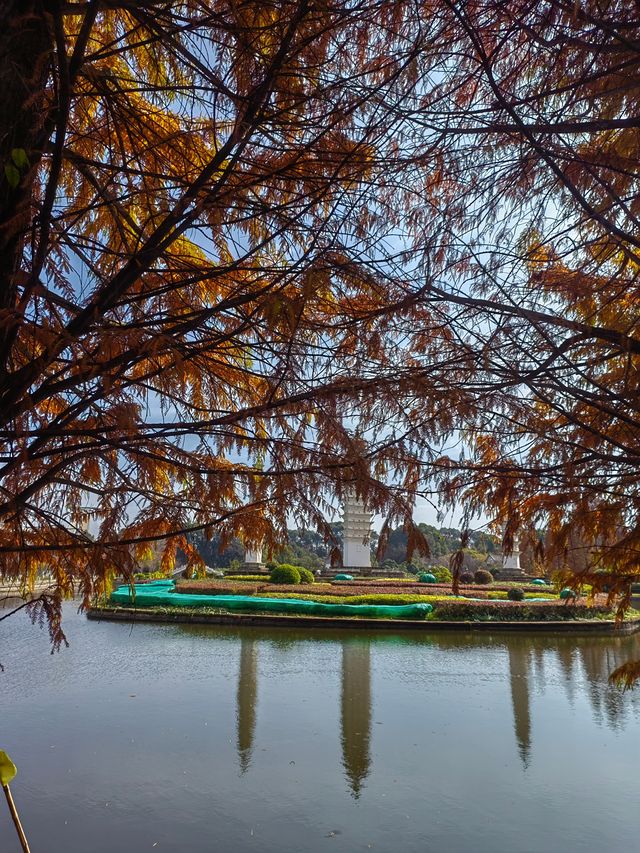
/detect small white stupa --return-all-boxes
[342,489,372,574]
[241,542,266,574]
[502,535,525,579]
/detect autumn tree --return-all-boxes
[405,1,640,681]
[0,1,474,641]
[3,0,640,682]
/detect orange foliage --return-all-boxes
[2,2,640,688]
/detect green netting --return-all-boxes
[109,580,432,620]
[333,573,353,580]
[418,572,437,583]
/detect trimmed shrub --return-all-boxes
[297,567,315,585]
[431,565,453,583]
[474,569,493,585]
[418,572,437,584]
[508,587,525,601]
[269,564,301,584]
[265,561,277,572]
[459,571,475,584]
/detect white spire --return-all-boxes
[502,535,522,573]
[342,489,372,571]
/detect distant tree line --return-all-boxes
[181,524,500,572]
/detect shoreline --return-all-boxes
[87,605,640,635]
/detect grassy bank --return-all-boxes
[89,602,640,632]
[99,591,637,623]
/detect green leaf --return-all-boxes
[4,163,20,188]
[10,148,29,171]
[0,750,17,785]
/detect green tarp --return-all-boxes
[110,580,432,620]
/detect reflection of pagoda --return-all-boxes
[340,639,372,797]
[237,638,258,773]
[508,642,532,769]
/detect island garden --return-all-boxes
[92,564,640,631]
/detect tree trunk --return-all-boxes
[0,1,54,374]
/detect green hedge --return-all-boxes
[269,564,301,584]
[177,581,259,596]
[431,600,612,621]
[223,574,268,581]
[260,592,444,606]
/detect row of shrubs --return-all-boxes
[228,566,551,589]
[332,569,503,586]
[264,585,555,600]
[250,591,559,607]
[176,581,559,601]
[170,588,609,620]
[177,564,315,596]
[260,592,444,606]
[327,580,552,595]
[230,565,502,586]
[431,600,612,621]
[178,581,260,596]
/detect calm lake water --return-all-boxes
[1,605,640,852]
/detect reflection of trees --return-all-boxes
[227,627,640,785]
[573,639,640,730]
[237,637,258,774]
[427,631,640,764]
[552,643,577,707]
[341,638,372,798]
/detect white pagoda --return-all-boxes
[241,542,266,574]
[501,535,525,579]
[342,490,372,573]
